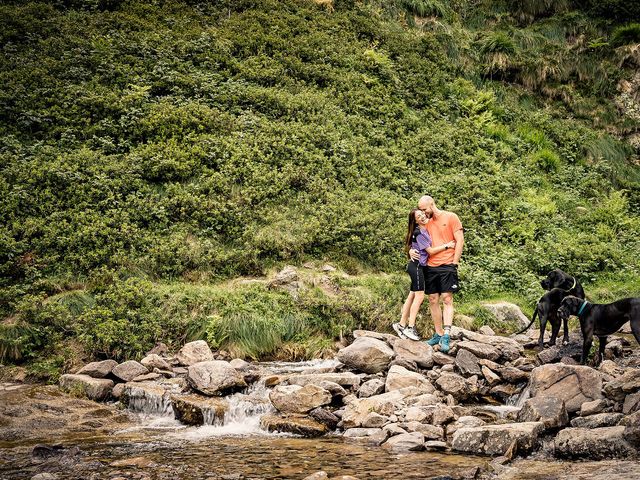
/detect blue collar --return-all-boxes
[577,300,589,317]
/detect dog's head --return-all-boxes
[541,269,570,290]
[557,296,582,321]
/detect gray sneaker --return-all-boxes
[392,322,406,338]
[403,326,421,341]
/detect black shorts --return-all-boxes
[425,264,460,294]
[406,260,426,292]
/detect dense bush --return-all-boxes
[0,0,638,375]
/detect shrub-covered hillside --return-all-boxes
[1,0,639,377]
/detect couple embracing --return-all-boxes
[392,195,464,354]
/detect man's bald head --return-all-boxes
[418,195,435,218]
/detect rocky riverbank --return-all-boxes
[2,325,639,479]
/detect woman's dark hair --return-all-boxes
[404,208,419,257]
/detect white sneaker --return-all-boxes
[392,323,406,338]
[403,326,421,341]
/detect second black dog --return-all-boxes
[517,269,585,349]
[558,295,640,364]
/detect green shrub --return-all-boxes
[610,23,640,47]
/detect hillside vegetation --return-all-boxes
[1,0,639,379]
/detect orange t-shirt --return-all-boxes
[425,210,463,267]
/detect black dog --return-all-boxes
[517,269,585,349]
[558,295,640,364]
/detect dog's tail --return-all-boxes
[516,305,538,334]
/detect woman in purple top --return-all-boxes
[393,209,456,341]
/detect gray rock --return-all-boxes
[270,384,332,414]
[455,349,482,377]
[480,302,530,330]
[457,340,500,362]
[536,342,583,365]
[337,337,395,374]
[446,416,486,438]
[111,383,125,399]
[623,392,640,414]
[341,390,411,429]
[603,369,640,402]
[554,426,637,459]
[517,396,568,430]
[570,413,624,428]
[385,365,434,394]
[435,372,469,401]
[176,340,214,366]
[431,404,456,425]
[391,338,434,369]
[260,414,328,437]
[404,422,444,440]
[478,325,495,336]
[529,364,603,413]
[358,379,385,398]
[187,360,247,396]
[343,427,384,438]
[112,361,149,382]
[75,360,118,378]
[268,266,300,297]
[382,432,425,451]
[229,358,251,370]
[481,365,501,386]
[452,422,545,456]
[433,352,455,365]
[361,412,389,428]
[309,408,339,430]
[580,399,608,416]
[59,374,114,401]
[170,394,227,426]
[140,354,171,371]
[288,372,361,389]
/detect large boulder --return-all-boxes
[382,432,425,451]
[112,361,148,382]
[517,396,568,430]
[480,302,530,330]
[452,422,545,456]
[554,426,637,459]
[176,340,214,366]
[435,372,472,401]
[385,365,434,394]
[287,372,361,389]
[342,389,410,428]
[260,414,327,437]
[391,339,434,369]
[455,349,481,377]
[170,394,227,426]
[75,360,118,378]
[456,341,500,362]
[570,413,624,429]
[529,364,603,413]
[187,361,247,396]
[450,327,523,362]
[336,337,394,374]
[59,374,114,401]
[269,384,332,414]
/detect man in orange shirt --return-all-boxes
[410,195,464,353]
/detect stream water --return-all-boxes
[0,360,487,479]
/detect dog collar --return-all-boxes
[577,300,589,317]
[564,277,576,292]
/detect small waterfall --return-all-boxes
[510,384,531,408]
[125,384,174,416]
[178,381,276,438]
